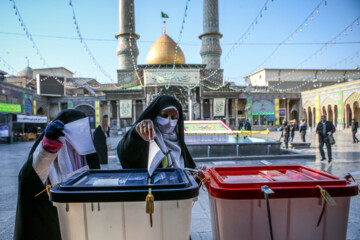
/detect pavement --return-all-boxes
[0,129,360,239]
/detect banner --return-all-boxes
[213,98,225,117]
[144,69,200,86]
[120,100,132,118]
[0,126,9,137]
[252,100,274,115]
[95,101,100,127]
[0,103,21,113]
[279,108,286,117]
[16,114,47,123]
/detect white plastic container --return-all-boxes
[204,165,358,240]
[50,169,198,240]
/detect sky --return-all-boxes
[0,0,359,85]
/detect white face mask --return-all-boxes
[156,116,178,134]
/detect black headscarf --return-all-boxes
[118,95,196,169]
[14,109,100,240]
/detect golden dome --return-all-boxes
[146,34,185,64]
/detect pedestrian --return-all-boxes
[280,120,291,149]
[316,115,336,163]
[244,119,251,131]
[106,123,110,137]
[14,109,100,240]
[299,119,307,142]
[290,118,298,142]
[117,95,196,170]
[238,121,244,130]
[351,119,359,143]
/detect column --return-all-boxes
[188,88,192,121]
[337,91,343,129]
[274,98,280,125]
[235,98,239,128]
[142,100,146,111]
[298,101,302,121]
[107,101,112,119]
[116,100,120,129]
[57,102,61,114]
[116,0,139,70]
[210,99,213,120]
[225,98,229,125]
[315,95,321,123]
[199,0,222,69]
[200,99,204,120]
[345,107,348,128]
[332,106,336,125]
[95,101,100,127]
[286,99,290,121]
[306,109,310,127]
[132,100,136,123]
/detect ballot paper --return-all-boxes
[63,117,96,155]
[147,140,165,177]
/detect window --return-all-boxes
[0,95,6,103]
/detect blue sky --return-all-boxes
[0,0,359,85]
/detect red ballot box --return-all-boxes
[204,165,358,240]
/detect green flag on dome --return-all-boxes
[161,11,169,19]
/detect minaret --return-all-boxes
[116,0,139,87]
[199,0,222,70]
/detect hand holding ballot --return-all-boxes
[136,119,156,141]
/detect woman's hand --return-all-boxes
[136,119,156,141]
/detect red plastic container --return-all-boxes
[204,165,358,240]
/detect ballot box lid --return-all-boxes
[204,165,358,200]
[50,168,198,202]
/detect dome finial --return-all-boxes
[163,21,166,34]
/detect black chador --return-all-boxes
[118,95,196,169]
[14,110,100,240]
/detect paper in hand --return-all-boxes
[147,140,165,177]
[63,117,96,155]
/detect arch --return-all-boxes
[37,106,46,116]
[321,96,337,108]
[333,105,338,127]
[303,99,315,109]
[327,105,334,125]
[74,104,96,129]
[353,101,360,122]
[308,107,313,127]
[344,92,360,107]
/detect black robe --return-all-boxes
[14,109,100,240]
[118,95,196,169]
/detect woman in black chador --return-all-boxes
[118,95,196,170]
[14,109,100,240]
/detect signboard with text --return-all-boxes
[144,69,200,86]
[0,103,21,113]
[279,108,286,117]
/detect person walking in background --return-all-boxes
[351,119,359,143]
[238,121,244,130]
[244,119,251,131]
[299,119,307,142]
[290,118,298,142]
[106,124,110,137]
[280,120,291,149]
[316,115,336,163]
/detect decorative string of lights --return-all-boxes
[68,0,115,84]
[167,0,191,90]
[197,0,277,87]
[324,50,360,69]
[267,15,360,86]
[0,56,18,74]
[246,0,327,77]
[9,0,81,90]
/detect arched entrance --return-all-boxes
[37,106,46,116]
[346,104,352,128]
[333,105,338,127]
[74,104,96,129]
[354,101,360,121]
[308,107,313,127]
[327,105,333,124]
